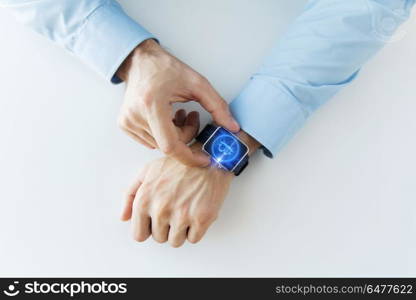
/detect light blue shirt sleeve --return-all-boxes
[230,0,415,158]
[0,0,155,83]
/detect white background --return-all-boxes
[0,0,415,277]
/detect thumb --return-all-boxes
[192,78,240,132]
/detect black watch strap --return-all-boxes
[195,124,217,144]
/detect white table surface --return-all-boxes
[0,0,415,277]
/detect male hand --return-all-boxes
[116,39,240,167]
[121,132,260,247]
[121,149,233,247]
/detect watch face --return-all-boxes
[203,127,248,171]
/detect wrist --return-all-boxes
[235,130,260,156]
[116,39,160,82]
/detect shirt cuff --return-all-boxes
[230,78,308,158]
[72,1,156,83]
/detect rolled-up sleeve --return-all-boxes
[230,0,415,157]
[0,0,155,83]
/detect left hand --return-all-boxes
[116,39,239,167]
[121,145,234,247]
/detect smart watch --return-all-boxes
[196,124,249,176]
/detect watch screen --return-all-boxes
[203,127,248,171]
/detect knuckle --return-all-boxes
[141,92,154,108]
[138,196,151,211]
[154,211,169,223]
[193,74,208,87]
[195,211,217,227]
[176,214,188,226]
[125,190,136,201]
[160,53,175,66]
[132,189,151,211]
[215,99,228,113]
[220,100,229,111]
[175,220,188,231]
[175,204,190,222]
[153,204,171,221]
[125,106,137,117]
[199,75,209,84]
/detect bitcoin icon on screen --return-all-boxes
[211,134,240,163]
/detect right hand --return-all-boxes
[116,39,240,167]
[121,148,234,247]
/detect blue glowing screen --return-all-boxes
[203,127,248,171]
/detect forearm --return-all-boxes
[236,130,261,156]
[1,0,155,83]
[231,0,415,158]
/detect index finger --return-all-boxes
[191,78,240,133]
[146,101,210,167]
